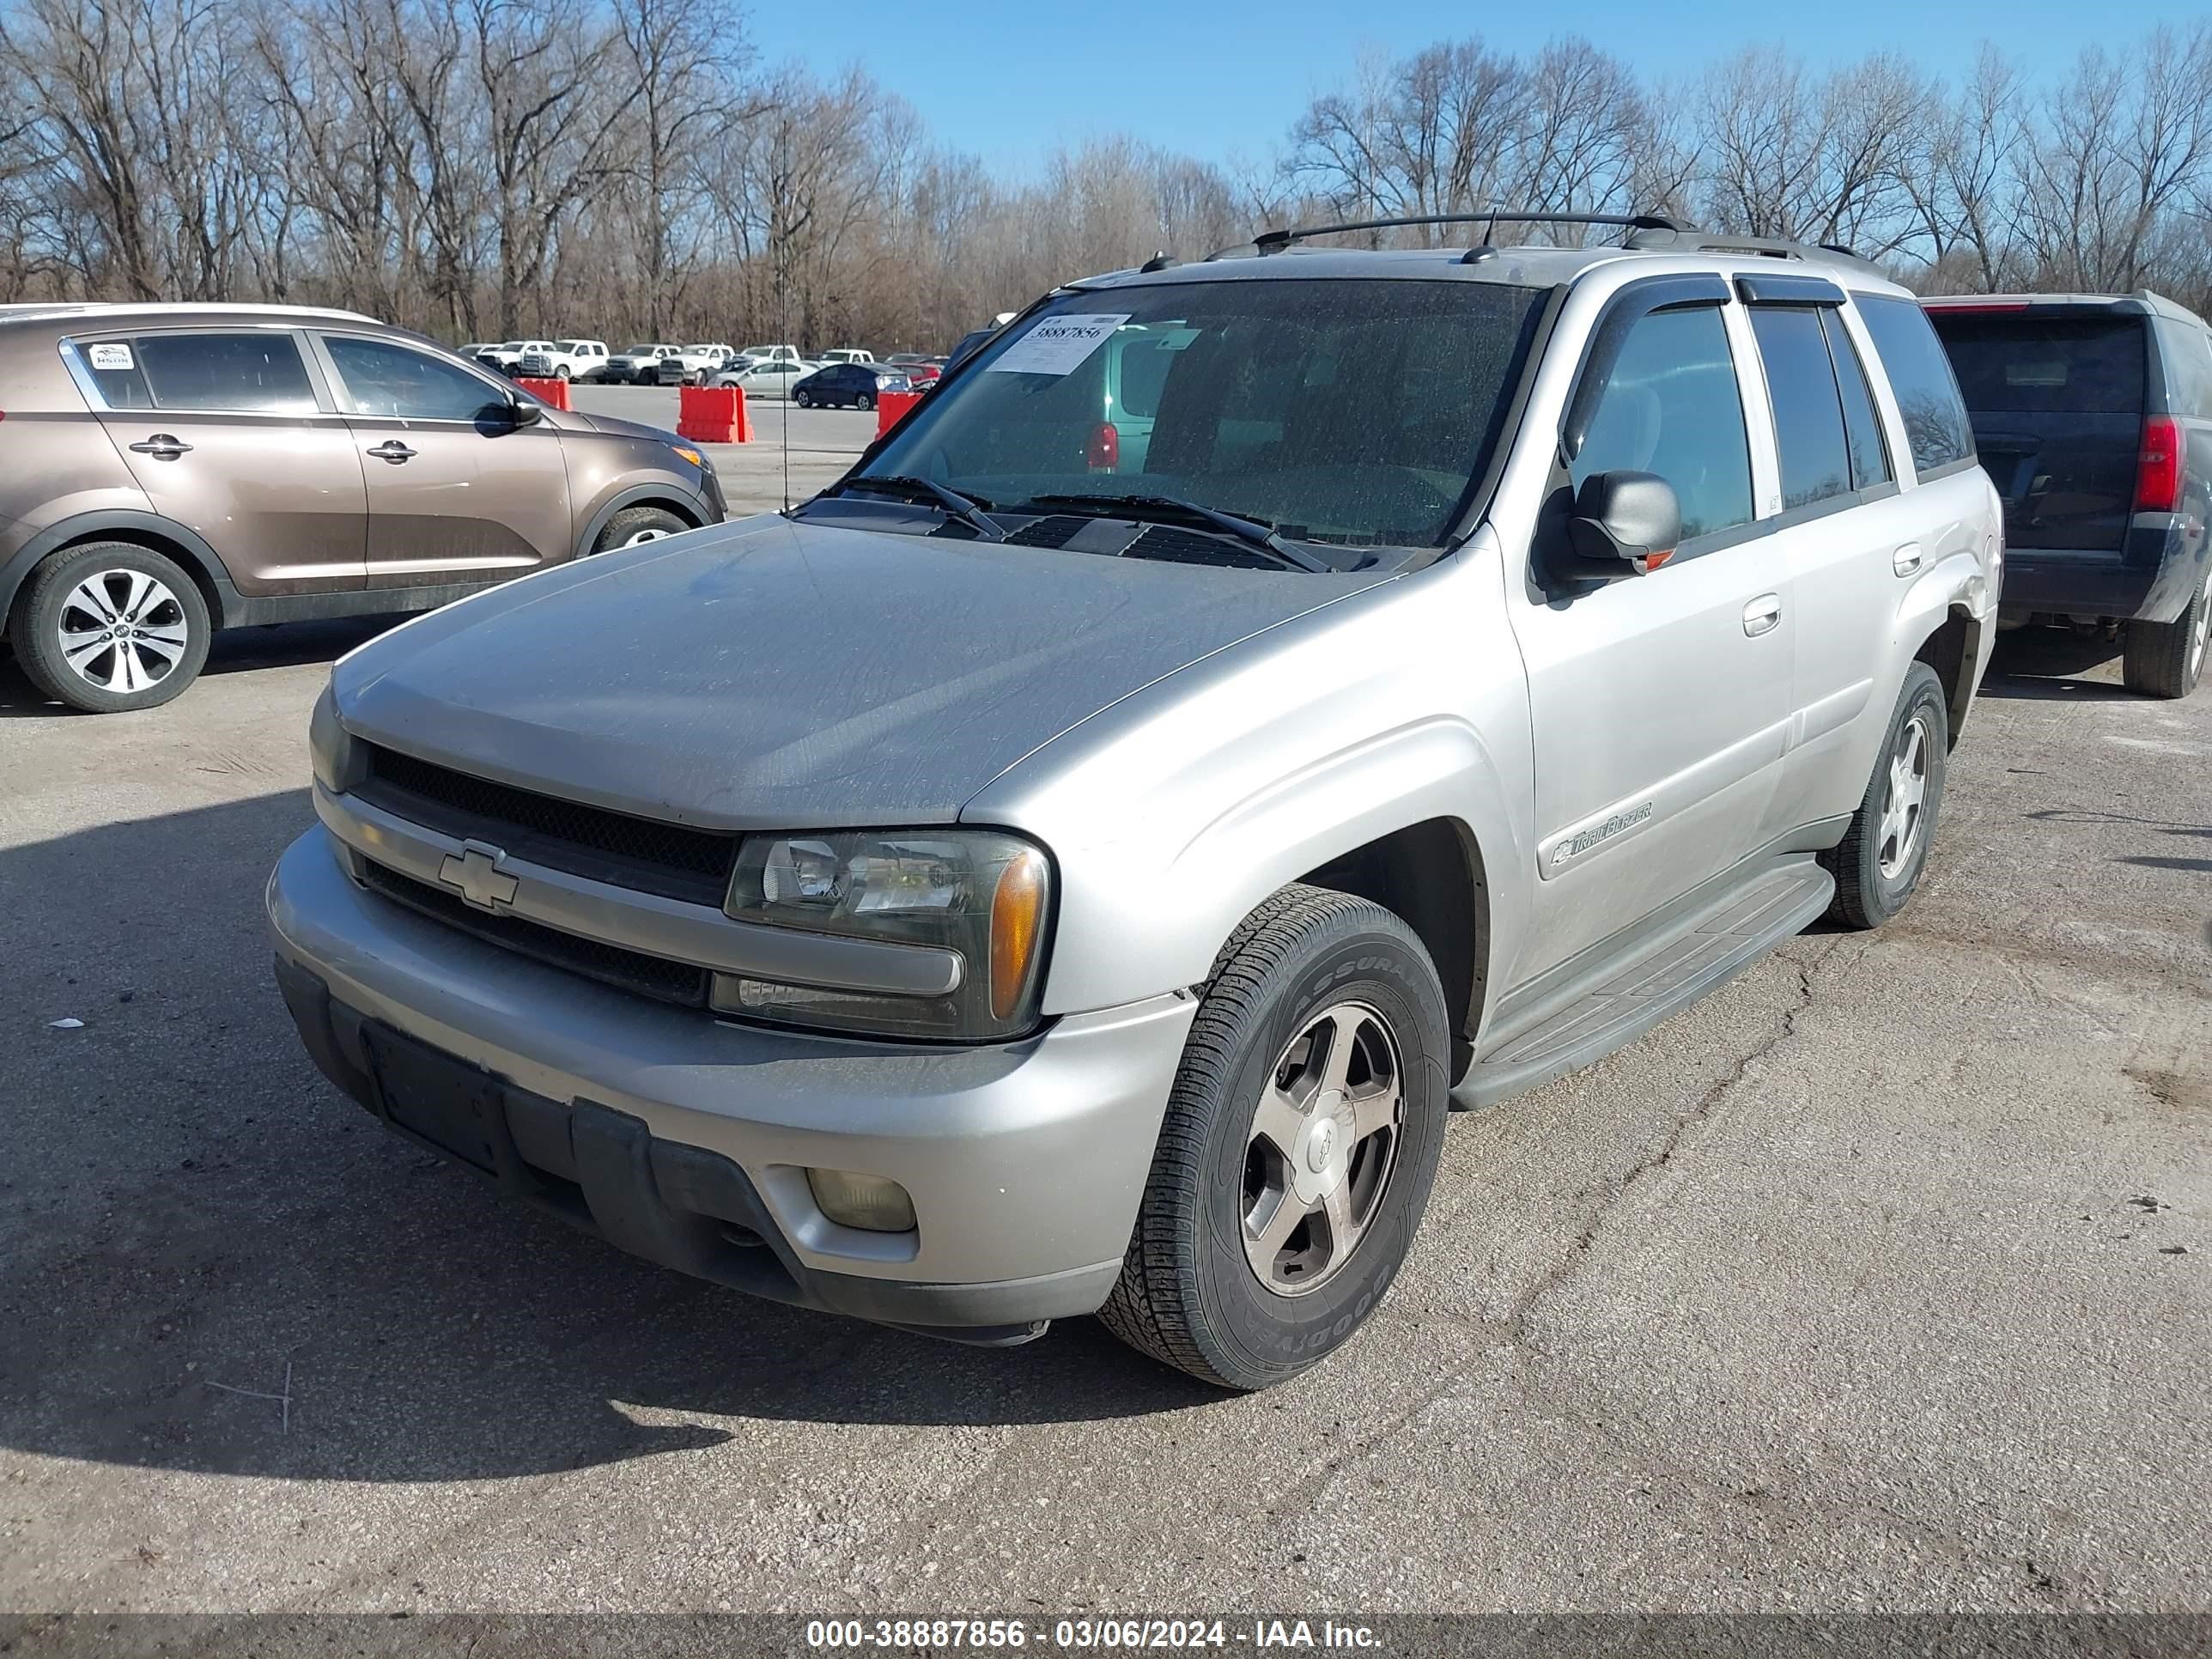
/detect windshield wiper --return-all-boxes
[818,475,1004,541]
[1013,493,1330,572]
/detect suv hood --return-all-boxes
[332,514,1393,830]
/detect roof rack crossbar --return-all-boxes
[1206,209,1689,261]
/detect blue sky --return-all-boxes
[747,2,2184,177]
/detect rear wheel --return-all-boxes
[1820,662,1948,929]
[1098,884,1450,1390]
[856,392,875,411]
[2122,571,2209,699]
[9,541,211,713]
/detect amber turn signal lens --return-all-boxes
[988,847,1049,1022]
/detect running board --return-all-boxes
[1455,858,1834,1109]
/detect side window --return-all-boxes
[321,335,509,422]
[1824,310,1893,490]
[133,332,318,414]
[2157,319,2212,419]
[1572,304,1754,544]
[1749,307,1851,509]
[76,339,154,410]
[1856,295,1973,474]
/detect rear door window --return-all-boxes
[131,332,319,414]
[1749,307,1852,509]
[1824,312,1893,490]
[1856,295,1974,474]
[1572,304,1754,544]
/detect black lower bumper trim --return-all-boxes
[271,956,1059,1346]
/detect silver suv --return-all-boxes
[269,214,2002,1389]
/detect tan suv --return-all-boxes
[0,303,726,712]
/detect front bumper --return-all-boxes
[265,828,1194,1340]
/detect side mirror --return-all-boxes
[1565,470,1680,574]
[507,398,544,428]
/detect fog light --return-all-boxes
[806,1167,916,1233]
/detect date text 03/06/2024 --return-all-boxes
[804,1619,1382,1650]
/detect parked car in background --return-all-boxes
[0,303,726,712]
[672,343,735,384]
[819,349,876,366]
[267,216,2001,1387]
[713,356,817,399]
[791,362,908,409]
[738,344,805,368]
[603,343,682,384]
[473,341,546,374]
[905,362,944,386]
[1923,291,2210,698]
[517,339,610,382]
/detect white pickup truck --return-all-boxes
[515,340,611,382]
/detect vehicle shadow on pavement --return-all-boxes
[1977,627,2135,701]
[0,617,410,717]
[1,793,1217,1486]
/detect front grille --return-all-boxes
[356,744,737,906]
[361,860,711,1009]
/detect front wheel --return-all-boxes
[1820,661,1948,929]
[1098,884,1450,1390]
[793,392,811,408]
[554,365,569,381]
[591,507,690,554]
[2122,571,2209,699]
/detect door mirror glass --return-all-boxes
[1567,470,1681,573]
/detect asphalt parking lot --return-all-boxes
[568,385,877,514]
[1,623,2207,1614]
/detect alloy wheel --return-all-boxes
[1876,711,1932,879]
[2191,590,2209,686]
[56,568,191,695]
[619,527,672,548]
[1240,1000,1404,1296]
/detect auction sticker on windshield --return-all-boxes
[986,313,1130,376]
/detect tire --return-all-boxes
[2121,570,2209,699]
[1098,883,1451,1390]
[793,391,811,409]
[856,392,875,411]
[1820,661,1948,929]
[555,365,569,381]
[591,507,690,555]
[9,542,212,714]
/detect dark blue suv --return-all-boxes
[1925,291,2212,698]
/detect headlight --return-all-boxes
[308,683,363,794]
[715,829,1052,1041]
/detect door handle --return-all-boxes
[1893,542,1923,576]
[1742,593,1783,637]
[128,434,191,459]
[367,440,417,464]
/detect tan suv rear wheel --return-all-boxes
[9,542,211,714]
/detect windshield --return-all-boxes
[621,344,659,356]
[860,278,1545,548]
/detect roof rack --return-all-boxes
[1207,210,1688,262]
[1620,226,1885,276]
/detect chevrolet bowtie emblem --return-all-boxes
[439,840,520,912]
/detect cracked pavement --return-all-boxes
[2,623,2207,1613]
